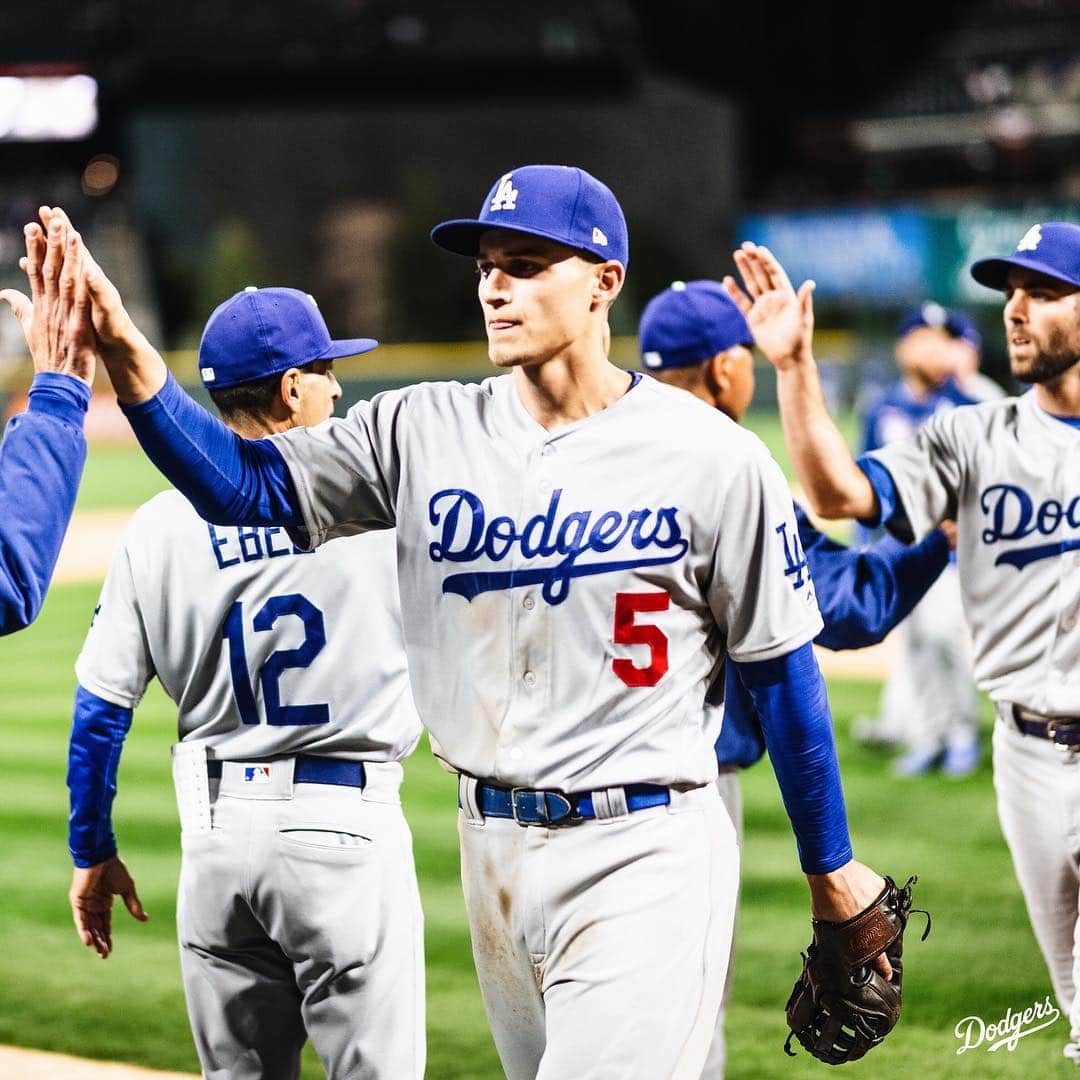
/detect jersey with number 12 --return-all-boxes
[76,490,421,762]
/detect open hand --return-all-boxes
[723,242,815,371]
[69,855,148,959]
[0,208,96,385]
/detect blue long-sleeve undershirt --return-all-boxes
[119,371,300,527]
[0,373,90,634]
[68,684,133,867]
[716,507,950,770]
[731,643,852,874]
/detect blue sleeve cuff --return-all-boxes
[68,684,133,867]
[733,643,852,874]
[855,454,914,543]
[27,372,91,429]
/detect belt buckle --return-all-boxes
[510,787,575,827]
[1045,721,1079,755]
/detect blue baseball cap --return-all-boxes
[198,287,378,390]
[970,221,1080,291]
[897,301,981,349]
[430,164,629,267]
[639,280,753,370]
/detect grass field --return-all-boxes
[3,411,1071,1079]
[0,583,1071,1079]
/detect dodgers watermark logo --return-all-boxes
[489,173,518,212]
[980,483,1080,568]
[427,488,688,605]
[954,995,1059,1055]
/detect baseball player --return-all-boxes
[856,303,980,777]
[722,226,1080,1064]
[0,213,94,633]
[50,173,898,1080]
[66,286,424,1080]
[639,279,953,1076]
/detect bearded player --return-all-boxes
[67,286,424,1079]
[724,225,1080,1065]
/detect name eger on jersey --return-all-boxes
[979,483,1080,569]
[427,487,689,605]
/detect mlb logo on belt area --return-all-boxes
[244,765,272,784]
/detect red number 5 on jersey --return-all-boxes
[612,591,670,687]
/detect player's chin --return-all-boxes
[486,344,531,369]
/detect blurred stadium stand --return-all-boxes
[0,0,1075,404]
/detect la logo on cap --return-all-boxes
[1017,224,1043,252]
[490,173,519,212]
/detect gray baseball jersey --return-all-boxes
[867,391,1080,713]
[271,372,823,790]
[76,489,421,761]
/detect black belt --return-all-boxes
[207,755,366,788]
[1011,705,1080,750]
[466,780,671,826]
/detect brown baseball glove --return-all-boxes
[783,875,930,1065]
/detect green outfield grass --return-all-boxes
[0,582,1070,1078]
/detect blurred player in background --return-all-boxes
[0,214,94,634]
[854,303,980,777]
[639,279,952,1076]
[67,287,424,1080]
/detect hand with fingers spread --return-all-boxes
[723,242,816,371]
[28,206,167,403]
[69,855,148,959]
[0,208,96,386]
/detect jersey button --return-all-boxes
[523,670,537,688]
[523,595,535,611]
[541,445,555,457]
[537,478,553,494]
[508,746,524,761]
[1064,616,1077,632]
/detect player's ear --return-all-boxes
[705,352,728,406]
[279,368,304,417]
[591,260,624,310]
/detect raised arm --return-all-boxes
[0,212,95,632]
[723,243,879,521]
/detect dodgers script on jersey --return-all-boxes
[867,392,1080,713]
[271,373,823,790]
[76,490,420,761]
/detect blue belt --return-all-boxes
[207,755,366,788]
[469,780,670,827]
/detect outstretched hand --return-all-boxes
[723,242,815,371]
[0,208,96,386]
[69,855,148,959]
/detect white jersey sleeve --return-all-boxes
[709,437,823,663]
[866,406,972,541]
[75,520,155,709]
[269,387,413,547]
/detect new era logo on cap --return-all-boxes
[431,164,630,267]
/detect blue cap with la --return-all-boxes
[198,287,378,389]
[639,280,754,370]
[431,164,629,267]
[970,221,1080,291]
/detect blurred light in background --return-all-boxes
[0,73,97,141]
[81,154,120,197]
